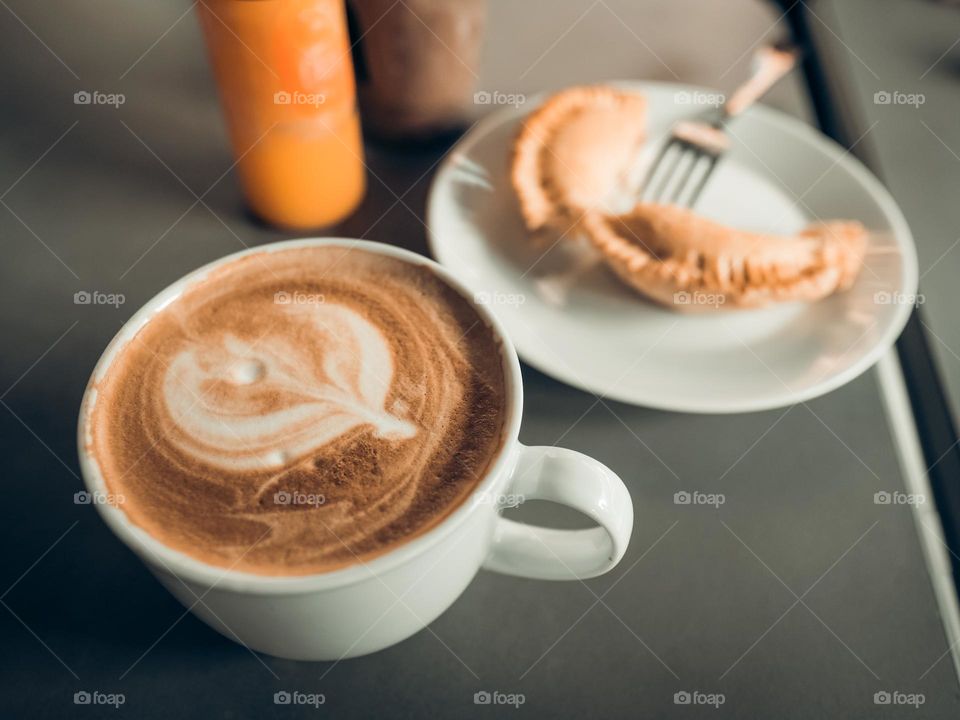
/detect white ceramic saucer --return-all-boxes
[427,81,918,413]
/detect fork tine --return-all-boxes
[669,151,701,205]
[648,143,686,204]
[685,155,718,208]
[639,139,673,202]
[672,153,708,207]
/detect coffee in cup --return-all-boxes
[85,245,507,576]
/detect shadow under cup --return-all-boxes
[77,238,632,661]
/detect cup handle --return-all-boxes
[482,444,634,580]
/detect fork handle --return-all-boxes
[722,44,798,119]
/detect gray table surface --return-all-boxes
[1,1,959,718]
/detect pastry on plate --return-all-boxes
[511,85,646,240]
[582,203,868,311]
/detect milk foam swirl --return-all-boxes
[88,247,506,576]
[162,303,417,473]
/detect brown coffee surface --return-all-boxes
[88,246,507,575]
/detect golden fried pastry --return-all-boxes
[511,85,646,239]
[582,203,868,311]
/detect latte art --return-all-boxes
[162,303,417,474]
[87,247,507,575]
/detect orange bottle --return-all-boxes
[197,0,365,229]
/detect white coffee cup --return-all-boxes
[77,238,633,661]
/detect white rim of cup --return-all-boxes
[77,238,524,595]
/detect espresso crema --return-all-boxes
[86,246,507,575]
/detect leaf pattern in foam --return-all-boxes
[161,302,416,473]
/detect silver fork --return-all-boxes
[640,42,798,207]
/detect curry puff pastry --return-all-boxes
[582,204,868,311]
[511,85,646,237]
[510,84,868,310]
